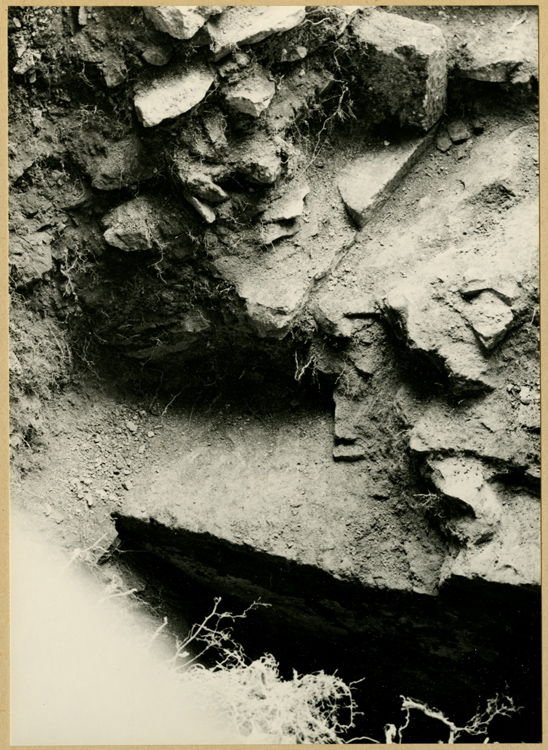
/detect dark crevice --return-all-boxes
[110,514,541,743]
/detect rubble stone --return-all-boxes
[459,269,521,305]
[382,279,492,393]
[333,444,367,462]
[311,296,354,339]
[232,134,283,185]
[261,183,309,222]
[103,198,153,252]
[461,291,514,350]
[143,6,223,40]
[205,6,306,61]
[142,46,171,67]
[447,119,471,143]
[440,489,540,587]
[102,196,187,253]
[134,62,215,128]
[224,67,276,117]
[349,8,447,130]
[436,130,452,152]
[184,193,217,224]
[427,456,502,545]
[338,135,433,228]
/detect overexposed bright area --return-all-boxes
[10,513,238,745]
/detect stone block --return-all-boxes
[447,119,471,143]
[102,198,154,252]
[461,291,514,350]
[224,67,276,117]
[143,6,223,40]
[349,8,447,130]
[338,136,431,228]
[312,296,354,339]
[261,182,309,223]
[134,62,215,128]
[205,6,306,61]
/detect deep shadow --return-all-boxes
[110,515,541,743]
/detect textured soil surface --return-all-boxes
[8,4,540,744]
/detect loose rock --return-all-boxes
[223,66,276,118]
[143,6,223,40]
[261,183,309,223]
[205,6,306,61]
[447,119,471,143]
[134,62,215,128]
[461,291,514,350]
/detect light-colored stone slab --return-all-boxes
[143,6,223,40]
[224,67,276,117]
[206,6,306,61]
[338,136,432,228]
[134,62,215,128]
[261,183,309,222]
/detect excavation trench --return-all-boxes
[111,514,541,743]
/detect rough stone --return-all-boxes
[76,133,155,191]
[349,8,447,130]
[217,51,252,80]
[427,456,502,545]
[459,269,521,305]
[455,8,538,85]
[436,130,452,152]
[338,136,432,228]
[102,196,187,253]
[205,6,306,61]
[440,488,540,587]
[312,296,354,339]
[382,278,492,393]
[143,6,223,40]
[447,119,471,143]
[102,198,154,252]
[265,67,334,134]
[134,62,215,128]
[461,291,514,350]
[9,231,53,288]
[349,347,378,377]
[232,134,283,185]
[201,109,229,157]
[173,155,230,204]
[142,46,172,67]
[400,388,538,475]
[223,67,276,117]
[184,193,217,224]
[261,183,309,223]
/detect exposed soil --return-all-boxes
[8,5,540,744]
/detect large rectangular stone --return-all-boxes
[349,9,447,130]
[205,6,306,61]
[338,135,431,228]
[143,6,223,41]
[134,62,215,128]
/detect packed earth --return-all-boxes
[8,5,540,744]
